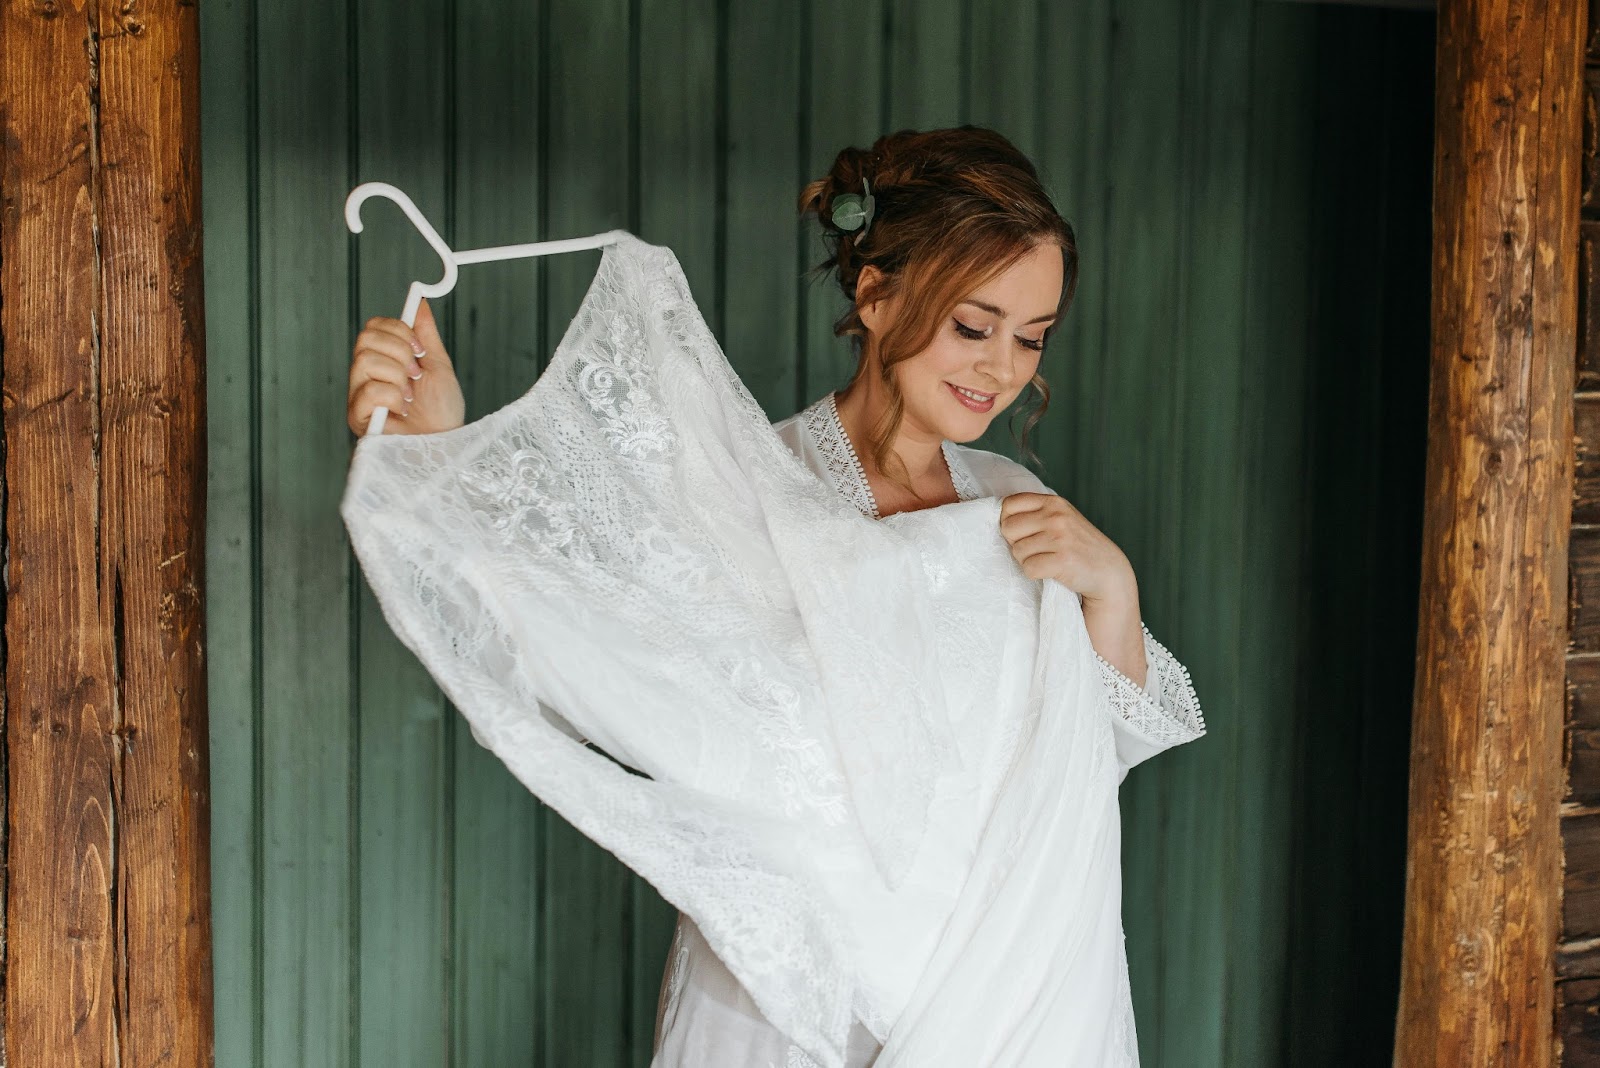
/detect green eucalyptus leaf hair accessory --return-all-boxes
[830,176,876,245]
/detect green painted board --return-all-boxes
[200,1,1431,1063]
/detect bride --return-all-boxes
[342,126,1203,1067]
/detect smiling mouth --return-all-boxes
[947,383,997,403]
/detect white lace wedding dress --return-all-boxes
[651,390,1205,1067]
[340,230,1205,1068]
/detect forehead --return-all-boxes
[962,244,1064,318]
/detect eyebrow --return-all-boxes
[959,299,1058,326]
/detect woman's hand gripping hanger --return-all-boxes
[343,181,619,436]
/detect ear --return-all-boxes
[856,264,885,332]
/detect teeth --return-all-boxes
[953,385,992,402]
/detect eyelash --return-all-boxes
[953,319,1047,352]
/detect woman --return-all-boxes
[343,126,1202,1066]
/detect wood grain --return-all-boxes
[1393,0,1584,1062]
[0,1,213,1066]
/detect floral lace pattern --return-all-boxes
[344,230,1196,1068]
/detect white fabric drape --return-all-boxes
[340,230,1205,1067]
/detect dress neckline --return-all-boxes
[800,390,982,521]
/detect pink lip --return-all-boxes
[946,381,996,411]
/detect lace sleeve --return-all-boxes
[1094,623,1205,784]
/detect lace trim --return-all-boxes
[942,440,983,502]
[1094,622,1206,746]
[803,392,881,519]
[800,391,981,521]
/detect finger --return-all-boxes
[349,347,416,404]
[1011,548,1064,582]
[363,315,428,362]
[353,331,422,388]
[1008,529,1061,559]
[998,491,1051,520]
[414,298,448,361]
[999,504,1054,542]
[358,320,425,376]
[350,380,412,435]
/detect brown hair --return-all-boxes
[796,124,1079,494]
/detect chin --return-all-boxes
[943,420,993,445]
[937,405,1001,444]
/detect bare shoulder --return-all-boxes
[946,442,1056,499]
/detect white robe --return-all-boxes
[340,230,1206,1068]
[651,390,1206,1067]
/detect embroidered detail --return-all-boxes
[716,653,850,824]
[770,1045,824,1068]
[574,316,677,460]
[801,391,981,521]
[1094,623,1206,745]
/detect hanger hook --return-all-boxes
[344,181,460,302]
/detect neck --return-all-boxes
[832,372,945,484]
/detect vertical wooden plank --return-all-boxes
[884,0,960,132]
[540,0,635,1060]
[349,0,454,1063]
[449,0,545,1063]
[1395,0,1582,1060]
[1160,0,1256,1064]
[93,4,216,1061]
[1283,13,1433,1065]
[630,0,722,1056]
[803,0,888,407]
[199,0,264,1062]
[1094,0,1185,1054]
[726,0,805,420]
[255,0,355,1061]
[0,6,116,1062]
[1227,6,1318,1068]
[2,0,215,1063]
[1279,8,1369,1063]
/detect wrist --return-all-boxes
[1081,558,1138,612]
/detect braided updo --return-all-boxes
[797,124,1078,480]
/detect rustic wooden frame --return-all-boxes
[0,2,214,1066]
[1394,0,1585,1064]
[0,0,1594,1064]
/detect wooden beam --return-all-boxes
[0,2,214,1066]
[1394,0,1584,1064]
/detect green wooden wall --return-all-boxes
[199,0,1435,1064]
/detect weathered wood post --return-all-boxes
[1394,0,1584,1064]
[0,2,214,1066]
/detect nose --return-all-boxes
[972,337,1020,393]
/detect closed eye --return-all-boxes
[954,318,1046,352]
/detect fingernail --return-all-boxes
[410,335,425,355]
[404,390,414,402]
[409,368,423,380]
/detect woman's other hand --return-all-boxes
[347,297,465,437]
[997,491,1135,603]
[999,491,1147,685]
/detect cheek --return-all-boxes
[898,337,973,392]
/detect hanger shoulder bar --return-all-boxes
[454,231,621,266]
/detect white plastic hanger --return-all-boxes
[344,180,621,436]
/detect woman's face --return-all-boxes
[861,239,1063,445]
